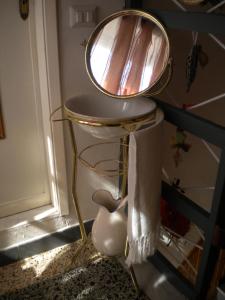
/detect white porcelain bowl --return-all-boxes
[64,93,157,139]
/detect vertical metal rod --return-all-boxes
[68,121,87,241]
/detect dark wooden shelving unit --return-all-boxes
[152,99,225,299]
[125,1,225,299]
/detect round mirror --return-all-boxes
[85,10,170,99]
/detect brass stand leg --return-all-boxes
[121,135,140,294]
[68,121,87,242]
[68,122,140,293]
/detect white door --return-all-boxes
[0,0,51,218]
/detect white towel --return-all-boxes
[126,109,164,266]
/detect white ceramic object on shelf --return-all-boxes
[91,190,127,256]
[64,93,156,139]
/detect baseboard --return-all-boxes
[0,219,93,267]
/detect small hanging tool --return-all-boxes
[186,32,200,92]
[19,0,29,20]
[186,32,209,92]
[171,127,192,167]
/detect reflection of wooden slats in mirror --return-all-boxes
[0,100,5,139]
[85,10,171,98]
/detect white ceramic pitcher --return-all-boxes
[92,190,127,257]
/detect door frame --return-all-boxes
[0,0,69,231]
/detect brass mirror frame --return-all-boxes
[85,9,171,99]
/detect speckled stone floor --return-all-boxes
[0,236,149,299]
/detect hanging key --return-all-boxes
[19,0,29,20]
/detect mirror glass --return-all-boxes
[86,11,170,98]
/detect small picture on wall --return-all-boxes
[0,101,5,139]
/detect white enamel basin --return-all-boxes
[64,93,157,139]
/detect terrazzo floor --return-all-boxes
[0,236,149,299]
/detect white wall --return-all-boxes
[57,0,124,223]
